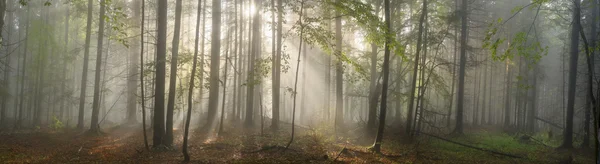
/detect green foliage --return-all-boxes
[48,116,64,130]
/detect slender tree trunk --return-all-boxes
[15,5,30,129]
[367,1,381,132]
[271,0,283,131]
[183,0,202,160]
[245,0,261,127]
[206,0,222,130]
[453,0,467,135]
[285,0,305,149]
[197,0,207,124]
[406,0,427,135]
[559,0,580,149]
[371,0,391,153]
[504,57,511,128]
[77,0,93,130]
[139,0,149,151]
[219,31,232,135]
[89,0,107,133]
[127,0,141,124]
[60,5,70,123]
[1,0,11,126]
[165,0,183,146]
[334,0,344,132]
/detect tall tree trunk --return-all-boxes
[140,0,149,151]
[453,0,467,135]
[503,54,511,128]
[127,0,141,124]
[1,0,11,126]
[271,0,282,131]
[406,0,427,135]
[197,0,206,124]
[582,0,598,148]
[153,0,168,146]
[60,4,70,123]
[245,0,261,127]
[219,30,231,134]
[165,0,183,146]
[207,0,222,130]
[183,0,202,161]
[15,5,30,129]
[371,0,391,153]
[559,0,580,149]
[447,0,458,128]
[367,0,381,132]
[334,0,344,132]
[285,0,305,149]
[90,0,107,133]
[77,0,93,130]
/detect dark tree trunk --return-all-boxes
[165,0,183,146]
[89,0,107,133]
[559,0,580,149]
[183,0,203,161]
[153,0,168,147]
[140,0,149,151]
[406,0,427,136]
[77,0,93,130]
[207,0,222,130]
[371,0,391,153]
[367,0,381,132]
[245,0,261,127]
[453,0,467,135]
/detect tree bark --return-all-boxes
[89,0,107,133]
[153,0,168,146]
[371,0,391,153]
[165,0,183,146]
[183,0,202,160]
[334,0,344,132]
[559,0,581,149]
[207,0,222,130]
[453,0,467,135]
[77,0,93,130]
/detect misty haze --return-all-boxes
[0,0,598,163]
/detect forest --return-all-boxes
[0,0,598,163]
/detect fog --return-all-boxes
[0,0,597,163]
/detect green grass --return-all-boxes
[423,131,594,164]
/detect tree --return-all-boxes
[153,0,167,147]
[406,0,427,136]
[126,0,141,124]
[334,0,344,132]
[89,0,107,134]
[206,0,221,130]
[77,0,93,130]
[559,0,580,149]
[184,0,203,160]
[371,0,390,153]
[285,0,305,149]
[139,0,149,151]
[245,0,261,127]
[271,0,282,132]
[367,0,381,132]
[452,0,467,135]
[165,0,183,147]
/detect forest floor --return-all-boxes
[0,121,595,163]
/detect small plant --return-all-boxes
[49,116,64,131]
